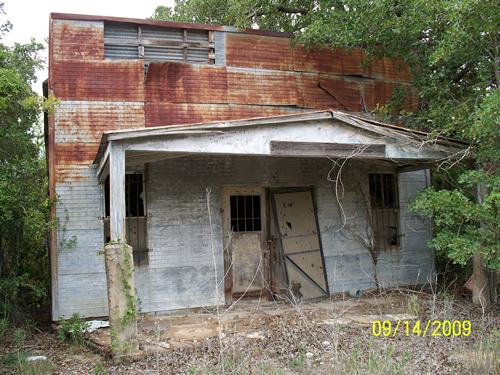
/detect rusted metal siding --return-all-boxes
[145,103,301,127]
[51,19,104,61]
[227,70,297,106]
[226,33,412,83]
[145,63,228,104]
[52,60,144,101]
[54,102,144,182]
[225,33,294,71]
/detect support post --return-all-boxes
[104,142,138,359]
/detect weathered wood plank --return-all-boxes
[104,36,214,49]
[270,141,386,157]
[109,142,126,242]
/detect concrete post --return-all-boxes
[104,243,139,358]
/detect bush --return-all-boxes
[57,314,90,346]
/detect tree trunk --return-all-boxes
[472,253,490,308]
[473,170,491,308]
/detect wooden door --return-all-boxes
[222,187,267,303]
[272,189,328,301]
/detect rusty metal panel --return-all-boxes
[227,69,297,106]
[292,44,344,75]
[55,142,99,167]
[296,74,342,110]
[144,103,301,127]
[367,57,412,82]
[225,32,293,70]
[226,33,412,83]
[52,60,144,101]
[145,62,227,103]
[317,76,363,112]
[363,81,418,111]
[51,19,104,62]
[54,102,144,183]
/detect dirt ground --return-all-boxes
[1,290,498,374]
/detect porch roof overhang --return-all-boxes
[93,110,471,179]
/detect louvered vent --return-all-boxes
[104,22,214,64]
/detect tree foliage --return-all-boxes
[153,0,499,270]
[0,2,50,326]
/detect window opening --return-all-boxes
[104,173,148,266]
[230,195,261,232]
[369,174,400,251]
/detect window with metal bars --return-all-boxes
[369,174,400,251]
[104,174,148,266]
[230,195,262,232]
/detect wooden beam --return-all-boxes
[109,142,126,242]
[270,141,386,158]
[96,144,110,181]
[104,36,214,49]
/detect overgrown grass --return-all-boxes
[57,313,90,346]
[340,339,411,375]
[0,352,54,375]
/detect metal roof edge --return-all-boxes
[50,13,293,38]
[92,109,470,166]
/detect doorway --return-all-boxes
[222,187,268,304]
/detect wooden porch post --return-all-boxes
[104,141,139,359]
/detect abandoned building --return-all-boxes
[46,13,468,321]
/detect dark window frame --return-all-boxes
[103,173,148,266]
[229,195,262,232]
[369,173,400,251]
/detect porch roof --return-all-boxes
[93,110,470,177]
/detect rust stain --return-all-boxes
[226,33,412,83]
[52,20,104,62]
[146,62,228,104]
[227,70,297,106]
[53,60,144,101]
[296,74,343,110]
[55,142,99,165]
[145,103,300,127]
[317,76,363,112]
[225,33,293,71]
[363,81,418,111]
[292,44,344,75]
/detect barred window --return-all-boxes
[230,195,262,232]
[369,174,400,251]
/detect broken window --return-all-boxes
[369,174,400,251]
[230,195,261,232]
[104,174,148,266]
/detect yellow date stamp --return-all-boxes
[372,320,472,337]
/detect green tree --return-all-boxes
[153,0,499,306]
[0,2,50,326]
